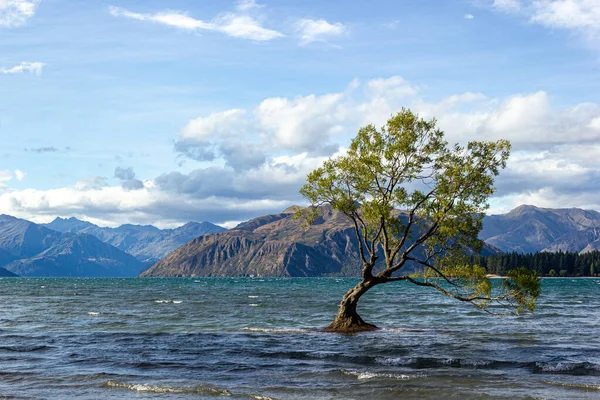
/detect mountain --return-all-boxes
[44,218,226,263]
[141,206,498,278]
[0,215,143,277]
[0,266,17,277]
[481,205,600,253]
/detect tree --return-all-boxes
[299,109,540,333]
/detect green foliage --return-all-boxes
[503,267,541,313]
[548,269,557,277]
[300,109,538,315]
[591,263,596,277]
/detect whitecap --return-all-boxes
[249,303,260,307]
[375,357,416,366]
[543,380,600,391]
[104,380,230,395]
[342,370,424,380]
[248,295,260,298]
[88,312,100,316]
[242,327,308,333]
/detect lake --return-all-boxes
[0,277,598,399]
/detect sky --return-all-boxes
[1,0,600,228]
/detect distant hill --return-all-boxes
[0,215,143,277]
[141,206,498,278]
[481,205,600,254]
[44,218,226,263]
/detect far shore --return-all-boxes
[486,274,599,279]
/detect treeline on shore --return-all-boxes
[468,251,600,277]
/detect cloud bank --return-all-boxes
[2,76,600,226]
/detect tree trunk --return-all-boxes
[325,279,378,333]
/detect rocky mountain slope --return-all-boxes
[0,266,17,277]
[481,205,600,253]
[44,217,225,263]
[142,206,498,278]
[0,215,143,277]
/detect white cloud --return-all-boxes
[181,109,247,141]
[0,61,44,75]
[530,0,600,42]
[214,13,282,41]
[0,170,12,183]
[492,0,522,11]
[487,0,600,47]
[235,0,263,11]
[0,0,38,27]
[464,14,475,19]
[14,170,25,181]
[108,5,283,41]
[295,18,346,45]
[6,75,600,224]
[256,92,346,151]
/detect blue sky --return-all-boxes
[1,0,600,227]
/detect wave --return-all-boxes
[88,312,100,316]
[543,380,600,391]
[0,345,51,352]
[534,361,600,376]
[154,300,182,304]
[104,380,231,395]
[376,357,600,376]
[377,356,494,369]
[242,327,311,334]
[104,380,279,399]
[341,370,426,380]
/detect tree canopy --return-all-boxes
[299,109,540,332]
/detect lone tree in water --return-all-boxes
[299,109,540,333]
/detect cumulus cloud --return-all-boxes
[0,184,291,228]
[174,90,349,170]
[114,166,144,191]
[0,0,38,27]
[108,4,283,41]
[295,18,346,45]
[180,109,246,140]
[0,61,44,75]
[256,92,347,151]
[14,170,25,181]
[4,76,600,225]
[464,14,475,19]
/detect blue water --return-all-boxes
[0,278,598,399]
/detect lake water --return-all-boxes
[0,277,598,399]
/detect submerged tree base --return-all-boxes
[324,314,379,333]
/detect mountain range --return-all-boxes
[43,217,225,263]
[2,204,600,278]
[141,205,498,278]
[0,214,143,277]
[0,215,225,277]
[480,205,600,254]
